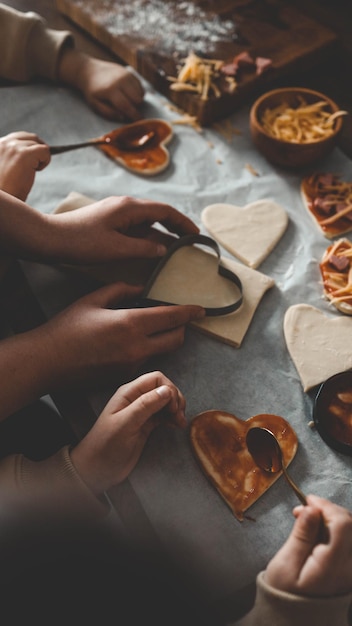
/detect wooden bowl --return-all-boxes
[249,87,344,169]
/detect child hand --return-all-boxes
[0,132,50,200]
[265,495,352,597]
[70,371,186,494]
[59,49,145,121]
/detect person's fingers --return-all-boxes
[117,201,200,237]
[118,384,178,434]
[112,371,185,419]
[29,144,51,170]
[305,494,347,519]
[71,284,205,333]
[281,506,323,571]
[78,282,143,308]
[7,131,46,144]
[91,94,142,122]
[115,234,168,258]
[119,71,145,102]
[115,371,173,404]
[90,99,126,121]
[134,304,206,336]
[109,91,142,121]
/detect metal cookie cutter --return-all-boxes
[121,233,243,316]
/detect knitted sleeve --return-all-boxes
[0,445,108,519]
[230,571,352,626]
[0,3,74,82]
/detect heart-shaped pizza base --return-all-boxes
[146,244,242,310]
[190,410,298,521]
[98,119,173,176]
[284,304,352,391]
[201,200,288,268]
[301,174,352,239]
[319,239,352,315]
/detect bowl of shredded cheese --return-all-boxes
[249,87,347,168]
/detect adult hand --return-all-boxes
[70,371,186,494]
[58,49,144,121]
[265,495,352,596]
[42,282,205,388]
[48,195,200,264]
[0,132,50,200]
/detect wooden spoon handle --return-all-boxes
[50,139,105,154]
[282,465,307,505]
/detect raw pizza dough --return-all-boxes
[146,245,241,309]
[201,200,288,268]
[55,192,275,348]
[284,303,352,391]
[147,246,274,348]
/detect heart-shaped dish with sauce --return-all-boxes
[98,118,173,175]
[190,410,298,521]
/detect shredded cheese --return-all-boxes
[168,52,236,101]
[171,114,202,132]
[302,173,352,236]
[320,239,352,312]
[320,203,352,225]
[245,163,260,177]
[261,97,347,143]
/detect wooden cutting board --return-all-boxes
[56,0,336,126]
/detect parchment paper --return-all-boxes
[2,78,351,614]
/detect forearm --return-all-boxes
[0,3,73,82]
[57,46,91,91]
[0,191,58,261]
[0,326,61,420]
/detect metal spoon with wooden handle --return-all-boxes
[246,426,329,542]
[50,129,155,155]
[246,427,307,504]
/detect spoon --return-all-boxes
[246,427,307,505]
[50,130,155,155]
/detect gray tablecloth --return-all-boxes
[2,78,351,611]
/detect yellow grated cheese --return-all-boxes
[245,163,260,177]
[168,52,232,101]
[261,98,348,143]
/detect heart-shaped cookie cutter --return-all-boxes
[122,234,243,316]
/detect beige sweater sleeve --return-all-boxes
[0,445,107,519]
[231,571,352,626]
[0,3,74,82]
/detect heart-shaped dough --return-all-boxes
[190,410,298,521]
[201,200,288,268]
[146,242,242,312]
[54,195,274,347]
[193,257,274,347]
[284,304,352,391]
[98,119,173,176]
[145,243,274,347]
